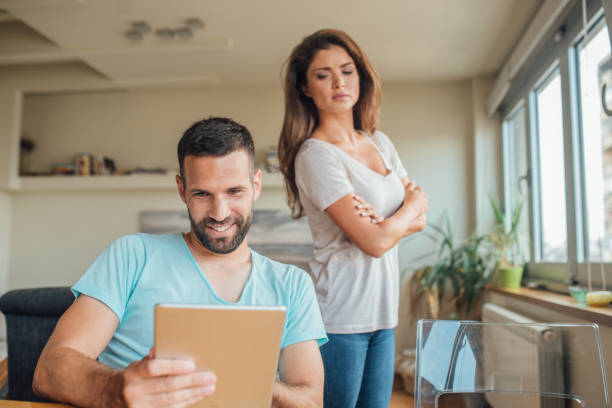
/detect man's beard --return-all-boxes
[189,209,253,254]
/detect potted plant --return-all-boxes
[488,194,524,290]
[400,216,495,396]
[409,215,495,320]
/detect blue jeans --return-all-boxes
[320,329,395,408]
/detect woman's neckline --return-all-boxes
[306,131,392,178]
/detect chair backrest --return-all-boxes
[0,287,74,402]
[415,319,610,408]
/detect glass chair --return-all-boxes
[415,320,610,407]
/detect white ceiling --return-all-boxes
[0,0,543,85]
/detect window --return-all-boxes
[534,69,568,262]
[577,23,612,262]
[499,2,612,288]
[502,105,530,263]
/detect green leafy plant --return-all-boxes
[488,194,524,267]
[410,215,495,319]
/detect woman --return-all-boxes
[278,29,428,407]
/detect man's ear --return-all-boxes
[252,169,262,202]
[176,174,187,204]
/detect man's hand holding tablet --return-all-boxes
[118,347,217,408]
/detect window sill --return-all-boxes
[486,286,612,326]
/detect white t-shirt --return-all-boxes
[295,130,408,333]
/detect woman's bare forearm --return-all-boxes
[326,186,428,258]
[383,196,427,235]
[363,201,425,256]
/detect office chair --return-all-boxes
[0,287,74,401]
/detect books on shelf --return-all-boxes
[266,146,280,173]
[74,153,106,176]
[50,163,75,175]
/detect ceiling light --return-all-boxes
[131,21,151,33]
[175,27,193,39]
[185,18,204,30]
[125,29,143,42]
[155,28,175,39]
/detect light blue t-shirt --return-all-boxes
[72,233,327,369]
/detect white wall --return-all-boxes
[471,77,503,235]
[0,89,21,190]
[379,80,482,353]
[10,190,182,289]
[381,80,475,258]
[5,71,487,356]
[14,81,479,281]
[22,86,285,172]
[0,89,21,295]
[8,186,287,290]
[0,193,10,294]
[11,86,294,289]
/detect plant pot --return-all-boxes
[496,266,523,289]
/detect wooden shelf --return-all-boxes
[10,172,284,192]
[15,174,177,192]
[487,286,612,327]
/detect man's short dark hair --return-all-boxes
[177,117,255,179]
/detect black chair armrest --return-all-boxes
[0,286,75,401]
[0,287,74,317]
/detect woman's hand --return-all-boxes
[403,180,428,216]
[402,180,428,232]
[352,195,384,224]
[411,211,427,232]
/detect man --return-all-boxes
[33,117,327,408]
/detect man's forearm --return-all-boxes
[33,345,124,408]
[271,381,321,408]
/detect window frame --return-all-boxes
[573,15,612,287]
[502,102,524,223]
[573,15,611,258]
[499,0,609,291]
[502,101,529,257]
[532,65,567,264]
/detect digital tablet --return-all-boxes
[154,303,286,408]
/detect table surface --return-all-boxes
[0,391,414,407]
[0,401,72,407]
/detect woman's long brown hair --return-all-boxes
[278,29,382,218]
